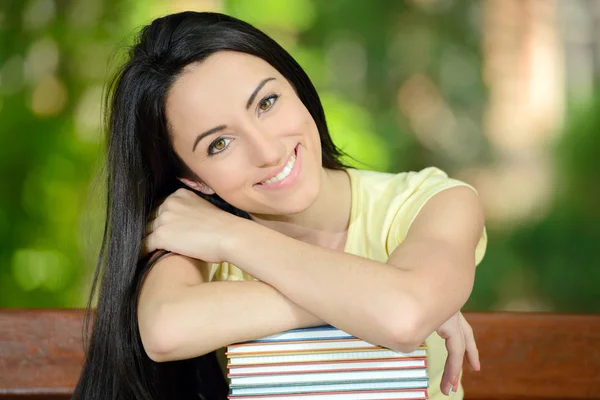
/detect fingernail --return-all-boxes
[453,376,459,387]
[476,361,481,371]
[444,382,451,397]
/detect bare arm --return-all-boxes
[137,255,323,362]
[223,186,484,351]
[141,185,484,361]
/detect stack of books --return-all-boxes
[226,325,428,399]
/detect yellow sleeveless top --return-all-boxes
[210,167,487,399]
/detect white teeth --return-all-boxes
[262,153,296,185]
[275,171,286,180]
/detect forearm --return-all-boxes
[223,221,424,352]
[150,280,323,362]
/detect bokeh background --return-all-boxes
[1,0,599,312]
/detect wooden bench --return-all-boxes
[0,310,598,399]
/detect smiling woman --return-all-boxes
[168,52,325,215]
[72,11,486,400]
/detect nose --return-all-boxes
[246,126,286,168]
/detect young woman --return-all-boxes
[73,11,486,400]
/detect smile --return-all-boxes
[261,150,297,185]
[255,144,302,190]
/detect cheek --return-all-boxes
[275,97,312,130]
[299,111,322,162]
[280,106,322,172]
[286,106,322,155]
[195,159,248,198]
[277,105,307,133]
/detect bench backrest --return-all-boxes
[0,310,599,399]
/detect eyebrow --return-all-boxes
[192,77,276,152]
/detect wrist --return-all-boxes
[219,216,259,263]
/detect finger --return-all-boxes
[176,187,192,196]
[152,195,171,219]
[172,187,189,199]
[460,313,480,371]
[142,234,155,256]
[441,323,465,395]
[143,217,164,255]
[145,219,154,237]
[145,216,163,237]
[148,207,173,234]
[155,203,165,219]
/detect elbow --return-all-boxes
[139,305,180,363]
[383,304,427,354]
[386,322,424,354]
[144,334,175,363]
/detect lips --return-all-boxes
[257,145,299,186]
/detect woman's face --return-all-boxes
[165,51,323,215]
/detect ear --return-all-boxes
[178,177,215,195]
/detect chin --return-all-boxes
[285,179,320,213]
[274,200,314,215]
[252,184,320,216]
[271,194,319,216]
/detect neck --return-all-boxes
[250,168,352,250]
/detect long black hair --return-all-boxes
[73,11,348,400]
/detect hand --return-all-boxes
[144,188,240,263]
[436,312,480,395]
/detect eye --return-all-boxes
[208,137,231,155]
[257,94,279,114]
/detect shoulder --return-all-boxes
[348,167,485,257]
[349,166,472,211]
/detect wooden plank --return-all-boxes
[0,309,86,399]
[462,312,600,399]
[0,310,599,399]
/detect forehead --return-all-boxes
[166,51,284,134]
[171,51,281,102]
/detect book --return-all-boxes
[229,368,428,386]
[228,388,428,400]
[229,379,428,396]
[227,338,383,355]
[228,348,427,366]
[226,325,429,399]
[228,358,426,376]
[252,326,354,342]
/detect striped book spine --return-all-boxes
[226,325,428,399]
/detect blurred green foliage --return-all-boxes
[0,0,598,312]
[508,97,600,312]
